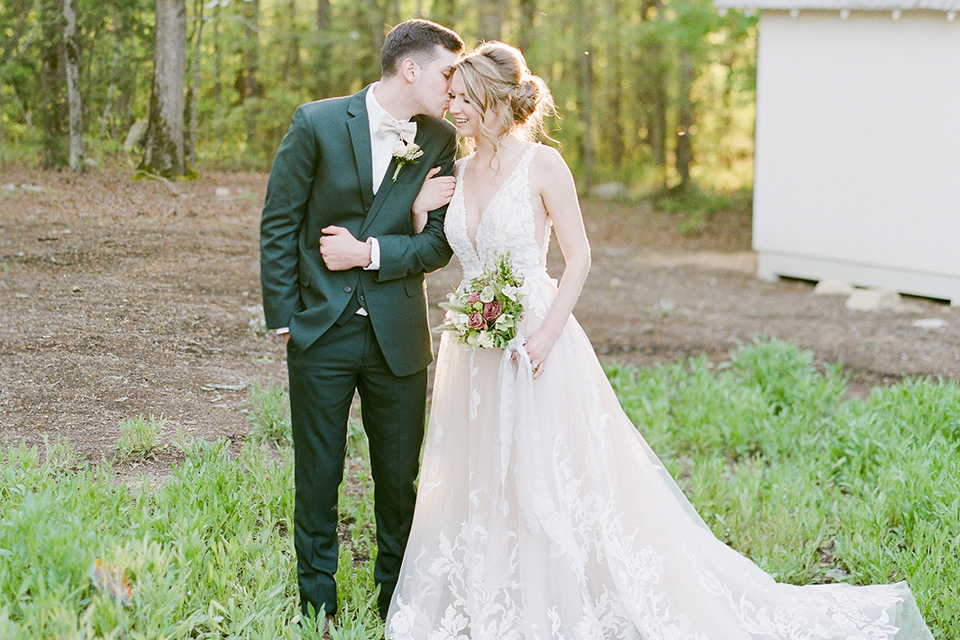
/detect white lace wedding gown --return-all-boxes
[385,145,934,640]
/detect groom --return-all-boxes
[259,19,463,626]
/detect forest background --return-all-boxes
[0,0,758,195]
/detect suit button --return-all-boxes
[359,295,365,303]
[343,286,352,293]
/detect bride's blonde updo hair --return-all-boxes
[453,42,556,153]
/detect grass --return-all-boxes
[243,379,292,447]
[605,338,959,637]
[115,414,165,462]
[652,183,753,236]
[2,338,957,638]
[0,422,377,639]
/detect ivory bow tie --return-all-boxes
[377,118,417,144]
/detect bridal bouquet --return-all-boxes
[437,254,524,349]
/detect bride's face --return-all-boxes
[448,71,502,139]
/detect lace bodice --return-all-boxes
[445,145,557,319]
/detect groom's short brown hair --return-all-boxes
[381,19,463,78]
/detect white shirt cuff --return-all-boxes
[365,237,380,271]
[276,327,289,335]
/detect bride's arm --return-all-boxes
[411,163,457,233]
[523,146,591,378]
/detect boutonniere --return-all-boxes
[391,139,424,182]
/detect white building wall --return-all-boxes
[753,10,960,304]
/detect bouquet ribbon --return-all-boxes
[492,334,531,518]
[484,334,579,585]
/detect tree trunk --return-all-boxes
[1,12,34,150]
[642,0,667,187]
[315,0,331,95]
[650,62,667,185]
[0,11,30,69]
[576,7,594,188]
[0,6,31,164]
[283,0,301,83]
[477,0,505,42]
[430,0,455,27]
[63,0,84,171]
[675,48,693,189]
[0,87,5,166]
[99,13,121,145]
[213,0,221,107]
[242,0,261,154]
[365,0,385,55]
[242,0,262,99]
[606,0,624,174]
[189,0,204,166]
[140,0,187,177]
[40,0,67,167]
[317,0,330,31]
[721,58,735,170]
[11,82,33,127]
[517,0,536,53]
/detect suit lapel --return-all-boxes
[347,88,374,213]
[361,114,425,236]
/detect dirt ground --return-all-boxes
[1,167,958,473]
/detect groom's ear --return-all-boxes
[400,57,418,83]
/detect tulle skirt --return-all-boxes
[385,310,934,640]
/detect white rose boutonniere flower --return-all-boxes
[391,139,424,182]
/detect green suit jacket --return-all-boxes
[260,86,456,376]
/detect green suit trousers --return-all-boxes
[287,312,427,619]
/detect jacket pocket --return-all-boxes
[298,267,312,289]
[405,276,426,297]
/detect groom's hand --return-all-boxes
[319,226,372,271]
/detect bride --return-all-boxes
[385,42,934,639]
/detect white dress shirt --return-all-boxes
[362,83,414,273]
[366,83,414,195]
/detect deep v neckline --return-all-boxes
[461,146,534,256]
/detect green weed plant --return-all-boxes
[115,415,165,462]
[0,436,378,638]
[244,379,292,447]
[2,339,956,637]
[652,184,753,235]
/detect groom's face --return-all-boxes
[411,46,460,119]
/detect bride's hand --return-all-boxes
[412,167,455,233]
[523,327,560,379]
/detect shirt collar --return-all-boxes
[366,82,410,133]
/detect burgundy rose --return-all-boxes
[482,300,502,322]
[467,311,486,330]
[468,292,482,304]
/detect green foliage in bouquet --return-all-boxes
[437,254,525,350]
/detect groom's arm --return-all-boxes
[374,129,456,282]
[260,106,317,330]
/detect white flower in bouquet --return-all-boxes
[436,254,525,350]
